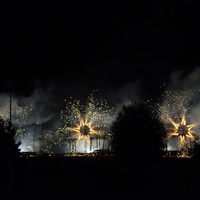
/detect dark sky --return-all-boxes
[1,1,200,99]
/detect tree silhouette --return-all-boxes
[0,116,20,175]
[0,117,20,160]
[112,102,167,163]
[188,141,200,159]
[0,117,20,198]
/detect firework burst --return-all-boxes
[169,113,196,147]
[70,116,97,141]
[42,93,116,154]
[158,90,198,154]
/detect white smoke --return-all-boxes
[0,83,58,153]
[0,80,140,154]
[162,67,200,151]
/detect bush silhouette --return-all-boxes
[112,102,166,163]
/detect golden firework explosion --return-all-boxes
[41,93,116,153]
[169,113,196,147]
[70,116,98,141]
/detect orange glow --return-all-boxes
[169,114,196,147]
[70,116,97,141]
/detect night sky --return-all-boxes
[2,3,200,199]
[1,1,200,100]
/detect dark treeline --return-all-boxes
[111,101,167,164]
[0,117,20,199]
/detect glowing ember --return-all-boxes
[169,114,196,147]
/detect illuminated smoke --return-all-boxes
[158,90,199,153]
[0,86,56,153]
[158,67,200,153]
[0,79,139,154]
[105,81,141,107]
[42,93,117,154]
[0,94,33,152]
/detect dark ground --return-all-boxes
[1,156,199,200]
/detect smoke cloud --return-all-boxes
[168,67,200,124]
[0,80,141,153]
[161,67,200,151]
